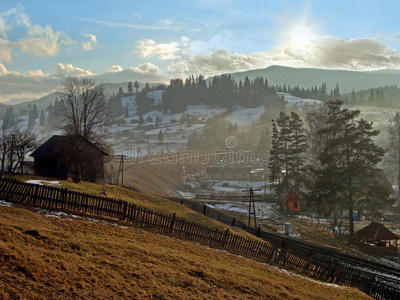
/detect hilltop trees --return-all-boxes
[162,74,282,113]
[134,81,139,94]
[127,81,133,94]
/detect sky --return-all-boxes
[1,0,400,104]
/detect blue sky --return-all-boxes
[1,0,400,103]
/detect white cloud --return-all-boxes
[165,36,400,78]
[55,63,94,77]
[106,65,123,72]
[0,37,13,63]
[128,62,160,74]
[0,63,58,104]
[18,24,73,57]
[135,38,180,60]
[81,33,97,51]
[0,4,74,63]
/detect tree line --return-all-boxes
[162,75,283,113]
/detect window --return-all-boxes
[293,201,298,209]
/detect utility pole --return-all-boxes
[243,188,261,229]
[116,155,124,186]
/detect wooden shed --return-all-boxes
[30,135,108,183]
[356,222,399,253]
[283,191,301,212]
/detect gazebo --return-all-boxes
[356,222,399,254]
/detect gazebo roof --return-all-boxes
[356,222,400,241]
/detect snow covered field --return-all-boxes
[277,92,323,108]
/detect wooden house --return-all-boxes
[283,191,301,212]
[30,135,108,183]
[356,222,399,253]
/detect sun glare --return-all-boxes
[289,24,316,47]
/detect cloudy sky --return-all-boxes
[1,0,400,104]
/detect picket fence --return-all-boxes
[0,178,399,300]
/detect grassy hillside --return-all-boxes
[0,203,370,300]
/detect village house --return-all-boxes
[356,222,399,254]
[30,135,108,183]
[283,191,301,213]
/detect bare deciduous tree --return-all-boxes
[0,112,19,172]
[58,77,110,147]
[14,128,38,174]
[0,112,38,174]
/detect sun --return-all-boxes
[288,23,316,47]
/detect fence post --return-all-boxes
[33,184,39,205]
[121,201,127,221]
[231,217,236,227]
[221,228,230,246]
[256,226,261,237]
[169,213,176,233]
[203,204,207,215]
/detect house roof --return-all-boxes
[206,167,253,174]
[355,222,400,241]
[30,135,108,158]
[284,191,301,201]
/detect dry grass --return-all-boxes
[0,204,371,300]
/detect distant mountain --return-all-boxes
[227,65,400,93]
[12,92,58,113]
[10,82,166,113]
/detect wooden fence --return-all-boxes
[0,178,399,300]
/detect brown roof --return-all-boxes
[30,135,108,158]
[284,191,301,201]
[356,222,400,241]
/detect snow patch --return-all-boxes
[0,200,13,207]
[25,180,61,186]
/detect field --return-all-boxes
[0,201,371,300]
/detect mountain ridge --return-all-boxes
[7,65,400,110]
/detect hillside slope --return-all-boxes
[0,203,370,300]
[228,65,400,93]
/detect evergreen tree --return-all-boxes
[28,109,35,129]
[124,105,129,118]
[308,100,390,240]
[138,114,144,127]
[39,109,46,126]
[269,120,284,198]
[276,111,293,193]
[134,81,139,94]
[4,107,14,124]
[289,112,307,195]
[32,104,39,120]
[118,87,124,96]
[158,130,164,142]
[127,81,133,94]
